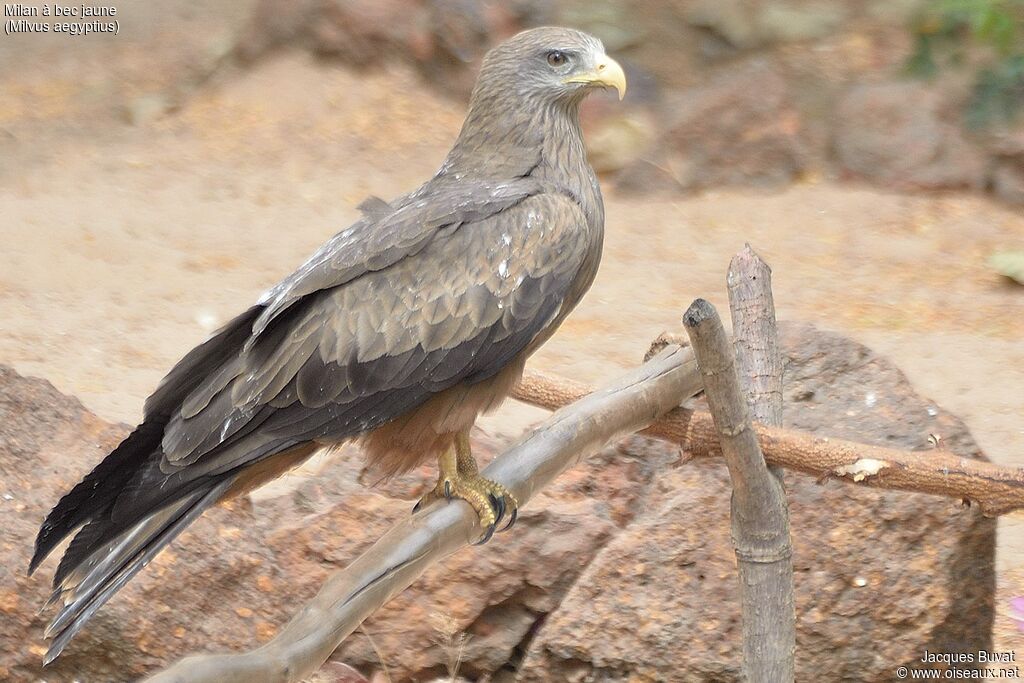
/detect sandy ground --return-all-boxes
[2,46,1022,652]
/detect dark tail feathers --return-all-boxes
[41,477,234,664]
[29,306,263,662]
[30,306,261,576]
[30,420,163,576]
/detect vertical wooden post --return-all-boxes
[727,244,795,681]
[683,246,795,682]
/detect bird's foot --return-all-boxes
[413,433,518,544]
[413,474,517,544]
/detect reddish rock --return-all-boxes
[0,366,291,682]
[834,81,987,190]
[0,364,670,682]
[0,320,997,681]
[619,60,812,193]
[518,322,995,682]
[274,436,675,681]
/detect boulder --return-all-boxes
[0,365,672,682]
[618,60,811,193]
[0,320,997,681]
[517,322,995,682]
[833,81,987,190]
[0,366,290,682]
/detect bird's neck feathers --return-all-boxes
[441,93,589,185]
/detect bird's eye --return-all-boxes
[546,50,567,67]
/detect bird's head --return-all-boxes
[472,27,627,107]
[445,27,626,178]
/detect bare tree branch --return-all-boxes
[144,346,703,683]
[511,372,1024,517]
[728,245,785,430]
[683,298,791,680]
[726,247,794,682]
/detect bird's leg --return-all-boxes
[454,431,518,536]
[413,431,518,544]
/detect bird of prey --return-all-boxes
[29,26,625,662]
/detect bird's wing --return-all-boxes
[248,177,545,339]
[109,187,591,521]
[139,178,538,421]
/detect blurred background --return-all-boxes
[1,1,1022,681]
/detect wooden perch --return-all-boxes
[510,373,1024,517]
[725,246,795,682]
[144,346,704,683]
[684,297,792,681]
[727,246,785,453]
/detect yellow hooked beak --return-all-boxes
[565,54,627,100]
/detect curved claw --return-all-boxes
[414,467,516,544]
[474,522,497,546]
[500,506,518,533]
[489,493,506,527]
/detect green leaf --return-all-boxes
[989,250,1024,284]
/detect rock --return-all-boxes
[0,319,998,681]
[234,0,545,97]
[623,60,811,192]
[992,160,1024,205]
[0,364,672,681]
[684,0,761,52]
[518,322,996,682]
[685,0,851,51]
[0,366,291,682]
[834,81,987,190]
[226,0,1009,205]
[232,0,320,63]
[316,436,676,680]
[758,1,851,44]
[555,0,642,53]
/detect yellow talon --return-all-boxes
[413,432,519,543]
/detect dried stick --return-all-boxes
[510,374,1024,516]
[728,246,785,450]
[144,346,703,683]
[683,299,790,680]
[726,247,794,682]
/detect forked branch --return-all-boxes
[724,245,795,682]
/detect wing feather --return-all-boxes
[113,190,590,522]
[252,177,543,339]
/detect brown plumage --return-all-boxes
[29,26,625,662]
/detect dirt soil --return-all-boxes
[2,32,1022,658]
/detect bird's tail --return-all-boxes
[40,477,234,664]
